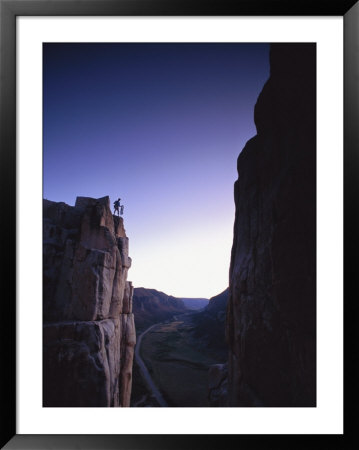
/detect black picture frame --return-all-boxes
[1,1,357,448]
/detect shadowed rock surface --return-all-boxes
[208,363,228,407]
[226,43,316,406]
[43,196,136,407]
[192,288,229,358]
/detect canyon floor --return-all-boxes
[131,312,226,407]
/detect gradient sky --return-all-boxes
[43,43,269,298]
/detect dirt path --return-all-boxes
[135,323,168,407]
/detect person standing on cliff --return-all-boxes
[113,198,121,216]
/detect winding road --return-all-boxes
[135,323,168,407]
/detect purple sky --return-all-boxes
[43,43,269,298]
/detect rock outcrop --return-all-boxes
[43,196,136,407]
[227,44,316,406]
[208,363,228,407]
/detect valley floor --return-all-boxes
[132,312,226,407]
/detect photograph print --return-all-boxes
[42,42,316,408]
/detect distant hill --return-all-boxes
[191,288,229,359]
[204,289,228,318]
[181,298,208,310]
[132,287,188,332]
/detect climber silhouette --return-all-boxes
[113,198,121,216]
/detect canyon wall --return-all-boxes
[226,44,316,406]
[132,287,188,332]
[43,196,135,407]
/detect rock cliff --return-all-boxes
[227,44,316,406]
[43,196,136,407]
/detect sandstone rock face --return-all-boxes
[226,44,316,406]
[208,363,228,407]
[43,196,136,407]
